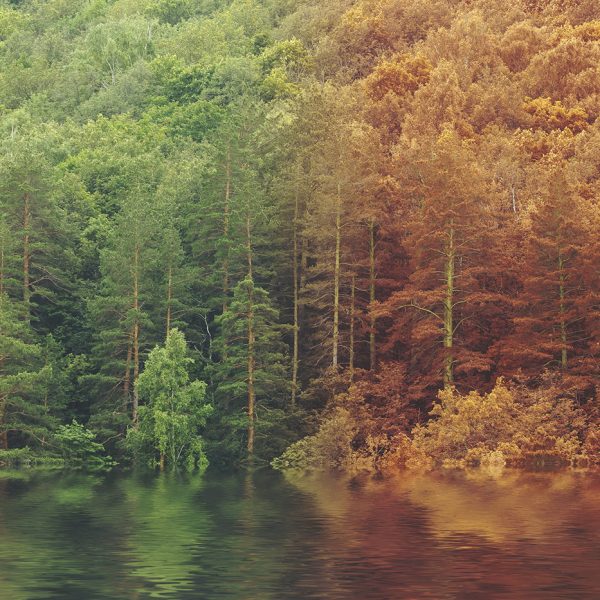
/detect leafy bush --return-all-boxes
[0,447,63,469]
[272,408,359,473]
[273,364,417,475]
[583,424,600,466]
[272,406,413,475]
[274,375,598,475]
[410,379,589,469]
[54,421,115,471]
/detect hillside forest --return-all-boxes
[1,0,599,472]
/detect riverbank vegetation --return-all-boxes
[0,0,599,473]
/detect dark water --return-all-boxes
[0,468,599,599]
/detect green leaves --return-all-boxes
[129,329,212,470]
[54,420,114,471]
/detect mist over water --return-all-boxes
[0,469,599,599]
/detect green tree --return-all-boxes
[0,293,53,450]
[214,277,289,463]
[128,329,212,470]
[0,118,68,322]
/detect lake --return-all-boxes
[0,468,599,599]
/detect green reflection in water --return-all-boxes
[0,469,598,599]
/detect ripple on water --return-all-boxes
[0,468,599,599]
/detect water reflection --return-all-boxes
[0,468,598,599]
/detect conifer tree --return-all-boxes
[0,120,67,323]
[498,170,590,381]
[0,293,54,449]
[85,187,165,438]
[376,129,492,400]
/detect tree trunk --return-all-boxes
[247,295,256,459]
[223,144,232,315]
[443,224,455,386]
[369,217,376,371]
[22,193,31,317]
[558,253,568,369]
[291,164,300,408]
[0,236,5,297]
[124,338,132,404]
[166,264,172,339]
[349,274,355,382]
[132,243,140,425]
[246,212,255,460]
[332,182,341,368]
[222,145,232,361]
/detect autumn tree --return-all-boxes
[376,128,493,400]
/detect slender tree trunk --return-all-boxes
[0,256,5,448]
[170,418,176,469]
[443,224,455,386]
[291,164,300,408]
[124,338,132,400]
[246,212,255,460]
[222,145,232,361]
[223,144,232,315]
[558,253,568,369]
[349,274,355,382]
[369,217,377,370]
[0,265,4,448]
[0,237,5,297]
[132,243,140,425]
[247,297,256,459]
[166,264,172,339]
[332,182,342,368]
[22,193,31,318]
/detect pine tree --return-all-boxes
[0,120,68,323]
[85,187,165,439]
[0,293,54,450]
[213,277,289,463]
[376,128,492,401]
[497,170,591,385]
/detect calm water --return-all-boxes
[0,468,599,599]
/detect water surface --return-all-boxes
[0,468,599,599]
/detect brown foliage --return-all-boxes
[276,0,600,473]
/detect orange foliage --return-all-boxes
[277,0,600,473]
[523,97,589,132]
[365,53,431,101]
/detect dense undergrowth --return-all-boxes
[273,377,600,475]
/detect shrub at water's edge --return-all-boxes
[273,378,599,475]
[0,421,113,471]
[55,421,115,471]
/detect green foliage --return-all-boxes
[127,329,212,470]
[0,294,57,448]
[0,447,64,469]
[210,278,289,463]
[54,421,114,471]
[145,0,196,24]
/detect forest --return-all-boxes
[0,0,599,473]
